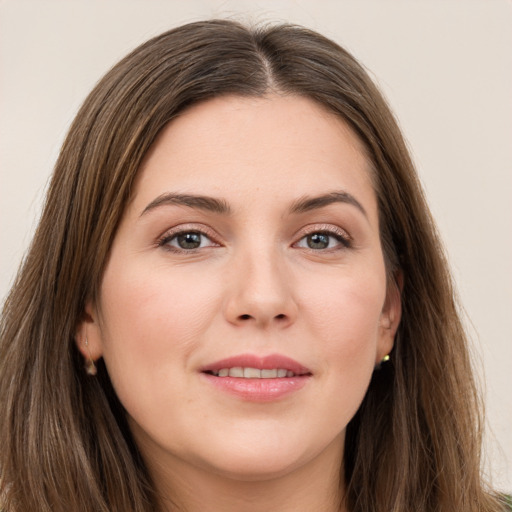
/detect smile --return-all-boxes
[200,354,312,401]
[206,367,301,378]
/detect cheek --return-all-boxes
[285,266,387,442]
[101,259,218,345]
[300,266,386,372]
[97,259,221,400]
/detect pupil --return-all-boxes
[177,232,201,249]
[308,233,329,249]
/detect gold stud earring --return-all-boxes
[375,353,391,370]
[84,336,97,376]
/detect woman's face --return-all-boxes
[81,95,400,483]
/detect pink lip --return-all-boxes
[200,353,311,402]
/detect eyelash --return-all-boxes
[157,225,352,253]
[294,225,352,251]
[157,225,219,253]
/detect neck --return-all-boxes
[143,437,347,512]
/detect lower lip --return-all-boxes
[201,373,310,402]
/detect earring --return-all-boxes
[84,336,97,376]
[375,353,391,370]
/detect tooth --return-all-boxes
[229,367,244,378]
[286,370,294,377]
[261,369,278,378]
[218,368,229,377]
[244,367,261,378]
[277,369,287,378]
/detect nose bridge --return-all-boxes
[224,240,297,327]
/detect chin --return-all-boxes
[196,429,341,483]
[204,451,308,482]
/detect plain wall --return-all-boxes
[1,0,511,491]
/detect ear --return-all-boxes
[376,270,403,364]
[75,301,104,363]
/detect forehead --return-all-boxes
[134,94,376,216]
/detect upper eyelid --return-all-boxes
[292,224,353,252]
[159,223,217,237]
[294,223,351,240]
[156,223,221,246]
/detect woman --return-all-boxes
[0,19,507,511]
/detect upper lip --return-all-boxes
[200,353,311,375]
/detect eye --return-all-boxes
[159,230,218,251]
[294,230,351,250]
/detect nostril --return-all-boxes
[235,313,289,323]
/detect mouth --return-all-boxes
[204,367,306,378]
[200,353,311,377]
[200,354,312,401]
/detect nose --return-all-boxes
[223,248,298,329]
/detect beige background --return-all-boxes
[1,0,511,491]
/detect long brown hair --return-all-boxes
[0,19,505,511]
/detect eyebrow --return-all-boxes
[289,191,368,218]
[140,190,367,218]
[140,193,231,216]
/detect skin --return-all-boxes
[78,94,401,512]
